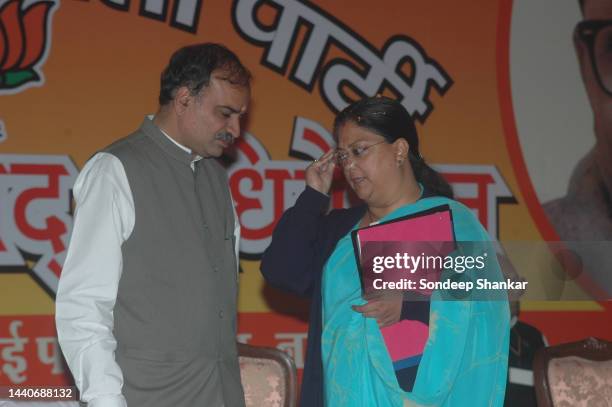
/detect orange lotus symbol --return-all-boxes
[0,0,56,90]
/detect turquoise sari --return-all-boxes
[321,197,509,406]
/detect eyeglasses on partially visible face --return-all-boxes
[576,19,612,96]
[334,140,387,167]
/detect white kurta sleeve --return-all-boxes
[230,189,241,277]
[55,152,134,407]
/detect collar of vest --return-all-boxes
[140,116,195,168]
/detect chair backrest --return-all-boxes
[238,342,298,407]
[533,337,612,407]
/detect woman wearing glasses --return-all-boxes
[261,96,509,406]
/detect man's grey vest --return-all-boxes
[104,118,245,407]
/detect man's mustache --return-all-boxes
[215,132,234,144]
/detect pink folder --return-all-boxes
[351,204,455,364]
[352,205,455,295]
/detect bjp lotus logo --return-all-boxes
[0,0,57,93]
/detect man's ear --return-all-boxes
[173,87,192,115]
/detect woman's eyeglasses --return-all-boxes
[334,141,387,167]
[576,19,612,96]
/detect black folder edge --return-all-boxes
[350,204,458,294]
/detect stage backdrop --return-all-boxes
[0,0,610,387]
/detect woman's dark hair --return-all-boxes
[159,43,251,106]
[333,96,454,199]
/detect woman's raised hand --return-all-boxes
[305,149,336,195]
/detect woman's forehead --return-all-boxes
[337,122,384,147]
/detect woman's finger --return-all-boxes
[308,150,334,172]
[315,149,336,165]
[378,318,393,328]
[352,302,378,314]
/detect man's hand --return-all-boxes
[352,290,403,327]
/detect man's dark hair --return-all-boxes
[158,43,251,106]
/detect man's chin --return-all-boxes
[196,145,224,158]
[211,139,231,154]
